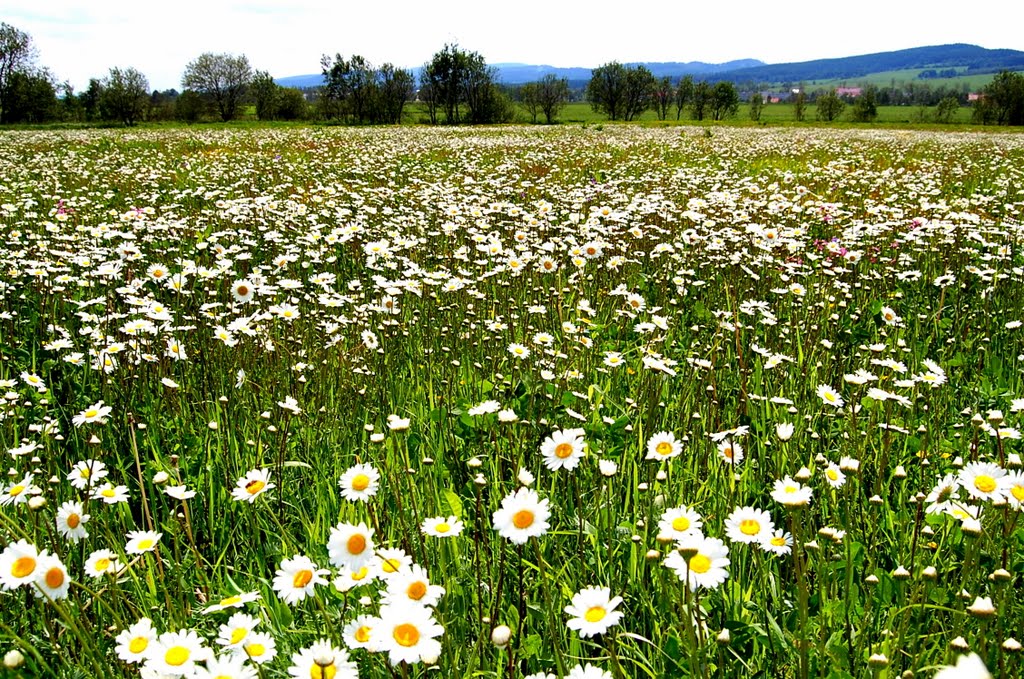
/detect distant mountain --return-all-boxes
[276,59,765,89]
[711,44,1024,84]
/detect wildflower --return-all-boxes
[566,666,614,679]
[664,535,731,591]
[540,428,586,471]
[125,530,162,554]
[33,555,70,600]
[382,564,446,608]
[272,555,329,605]
[164,485,196,501]
[203,591,260,614]
[91,482,129,504]
[493,488,551,544]
[717,440,744,466]
[564,586,624,638]
[239,631,277,664]
[376,547,412,580]
[776,422,795,441]
[115,617,156,664]
[343,614,377,650]
[959,462,1006,502]
[216,612,259,649]
[231,468,275,503]
[999,471,1024,508]
[387,414,411,431]
[823,463,846,489]
[646,431,682,460]
[0,473,36,506]
[192,654,258,679]
[372,604,444,665]
[967,596,996,619]
[508,343,530,359]
[145,629,212,677]
[338,463,380,502]
[468,399,502,416]
[724,507,775,545]
[816,385,843,409]
[84,549,122,578]
[72,401,112,427]
[933,652,992,679]
[55,501,89,542]
[333,565,377,592]
[760,529,793,556]
[327,522,375,571]
[771,476,813,507]
[657,505,703,542]
[0,540,41,590]
[421,515,464,537]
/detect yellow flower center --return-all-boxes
[230,628,248,645]
[165,646,190,666]
[824,393,836,403]
[9,485,24,496]
[351,567,369,581]
[381,558,400,573]
[513,509,535,529]
[45,567,64,589]
[246,480,265,494]
[355,626,371,643]
[827,469,839,481]
[292,569,313,588]
[740,519,760,536]
[784,485,798,494]
[671,517,690,532]
[128,636,149,654]
[236,285,250,296]
[11,556,35,578]
[656,441,673,456]
[393,623,420,647]
[310,664,336,679]
[80,468,91,478]
[584,606,607,623]
[771,536,787,547]
[1012,486,1024,501]
[101,488,116,498]
[554,443,574,459]
[219,595,242,607]
[689,554,712,574]
[244,642,265,657]
[974,475,997,494]
[351,474,370,491]
[347,534,367,555]
[67,513,81,528]
[407,581,428,600]
[434,522,451,533]
[84,408,99,418]
[722,447,733,459]
[95,558,111,572]
[136,539,154,551]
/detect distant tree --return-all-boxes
[518,82,540,123]
[99,67,149,126]
[622,65,656,121]
[421,44,466,124]
[749,92,763,121]
[536,74,568,124]
[587,62,628,120]
[79,78,102,121]
[690,80,712,121]
[974,71,1024,126]
[251,70,278,121]
[816,89,845,122]
[0,22,38,124]
[417,45,508,125]
[276,88,307,120]
[651,76,673,121]
[792,88,807,121]
[849,85,878,123]
[376,64,413,124]
[181,52,253,122]
[710,81,739,120]
[148,88,179,122]
[675,75,693,120]
[4,68,58,123]
[934,95,960,124]
[175,89,205,123]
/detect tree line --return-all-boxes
[1,21,1022,127]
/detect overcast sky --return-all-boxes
[4,0,1021,92]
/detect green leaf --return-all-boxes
[443,489,463,519]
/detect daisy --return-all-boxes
[645,431,682,460]
[333,564,378,592]
[540,428,586,471]
[216,612,260,649]
[421,515,464,537]
[125,530,162,555]
[823,463,846,489]
[717,440,744,466]
[239,631,277,664]
[338,463,380,502]
[67,459,107,489]
[657,505,703,542]
[493,488,551,545]
[508,343,530,359]
[33,554,70,600]
[231,280,255,303]
[924,473,961,514]
[287,640,358,679]
[382,563,446,608]
[933,652,992,679]
[84,549,122,579]
[999,472,1024,508]
[327,521,376,571]
[343,614,378,650]
[192,653,258,679]
[144,629,212,677]
[164,485,197,501]
[375,547,412,580]
[564,586,624,638]
[91,482,129,504]
[664,535,731,591]
[724,507,775,545]
[0,473,36,506]
[72,400,112,427]
[815,385,844,409]
[231,468,275,503]
[567,663,614,679]
[372,604,444,665]
[115,617,156,664]
[760,529,793,556]
[273,555,328,605]
[0,540,41,590]
[960,462,1006,502]
[203,591,260,614]
[771,476,813,507]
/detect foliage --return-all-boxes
[849,85,879,123]
[933,95,961,124]
[691,80,712,120]
[587,62,656,121]
[710,81,739,120]
[652,76,673,121]
[99,67,150,126]
[749,92,764,121]
[181,52,253,122]
[0,22,38,124]
[793,89,808,121]
[974,70,1024,126]
[816,88,846,122]
[675,75,694,120]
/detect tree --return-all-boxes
[175,90,205,123]
[934,95,960,124]
[251,70,278,121]
[99,67,149,126]
[675,75,693,120]
[276,87,307,120]
[622,65,656,121]
[518,82,540,123]
[0,23,37,124]
[79,78,102,121]
[849,85,878,123]
[792,89,807,121]
[587,62,628,120]
[974,71,1024,126]
[421,44,467,124]
[749,92,764,121]
[651,76,673,121]
[536,74,568,124]
[4,69,57,123]
[816,89,845,122]
[691,81,711,121]
[419,45,507,125]
[710,81,739,120]
[376,64,413,124]
[181,53,252,122]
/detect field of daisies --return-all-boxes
[1,124,1023,679]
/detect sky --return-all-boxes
[3,0,1022,92]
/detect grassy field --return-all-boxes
[1,125,1023,679]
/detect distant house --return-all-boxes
[835,87,862,98]
[968,92,983,102]
[759,91,789,104]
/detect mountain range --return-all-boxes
[275,44,1024,89]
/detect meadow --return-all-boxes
[0,124,1023,679]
